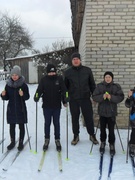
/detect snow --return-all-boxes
[0,80,134,180]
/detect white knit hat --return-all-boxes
[11,65,21,77]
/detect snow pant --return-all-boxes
[130,127,135,144]
[43,108,61,140]
[9,124,25,141]
[100,116,115,144]
[69,99,95,136]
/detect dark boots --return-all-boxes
[99,142,106,154]
[43,139,50,151]
[55,139,62,151]
[90,134,99,145]
[18,139,24,151]
[7,139,15,150]
[110,143,115,155]
[129,144,135,157]
[71,135,79,145]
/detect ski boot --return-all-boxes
[7,139,15,150]
[71,135,79,145]
[129,144,135,157]
[55,139,62,152]
[18,139,24,151]
[99,142,106,154]
[110,143,115,155]
[43,139,50,151]
[90,134,99,145]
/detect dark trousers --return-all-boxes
[43,108,61,140]
[69,99,94,136]
[100,116,115,144]
[9,124,25,141]
[130,127,135,144]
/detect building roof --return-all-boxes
[70,0,86,49]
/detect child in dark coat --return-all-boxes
[92,71,124,155]
[34,64,67,152]
[1,65,30,151]
[125,88,135,156]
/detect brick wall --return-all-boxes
[79,0,135,128]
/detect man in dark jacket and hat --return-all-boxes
[64,52,99,145]
[34,64,67,152]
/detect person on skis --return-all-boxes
[1,65,30,151]
[64,52,99,145]
[125,88,135,156]
[92,71,124,155]
[34,64,67,152]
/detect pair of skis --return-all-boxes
[38,150,62,172]
[1,137,31,171]
[98,153,114,180]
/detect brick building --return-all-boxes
[70,0,135,127]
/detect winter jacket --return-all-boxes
[1,77,30,124]
[125,92,135,128]
[92,81,124,117]
[64,65,96,100]
[34,75,67,109]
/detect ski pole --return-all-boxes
[25,124,32,151]
[19,89,32,151]
[115,121,125,153]
[126,108,130,163]
[2,100,5,153]
[66,92,69,160]
[35,93,38,153]
[90,119,99,154]
[90,104,99,154]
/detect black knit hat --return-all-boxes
[47,64,56,73]
[71,52,81,60]
[104,71,114,80]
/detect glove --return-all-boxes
[34,92,39,102]
[34,96,39,102]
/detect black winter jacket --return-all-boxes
[64,65,96,100]
[1,77,30,124]
[92,81,124,117]
[34,75,67,108]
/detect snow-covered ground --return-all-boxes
[0,80,134,180]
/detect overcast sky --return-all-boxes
[0,0,73,51]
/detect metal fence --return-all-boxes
[0,71,10,81]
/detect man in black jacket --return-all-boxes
[34,64,67,151]
[64,52,98,145]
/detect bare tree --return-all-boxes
[0,12,33,70]
[42,39,74,53]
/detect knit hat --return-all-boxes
[104,71,114,80]
[47,64,56,73]
[11,65,21,77]
[71,52,81,60]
